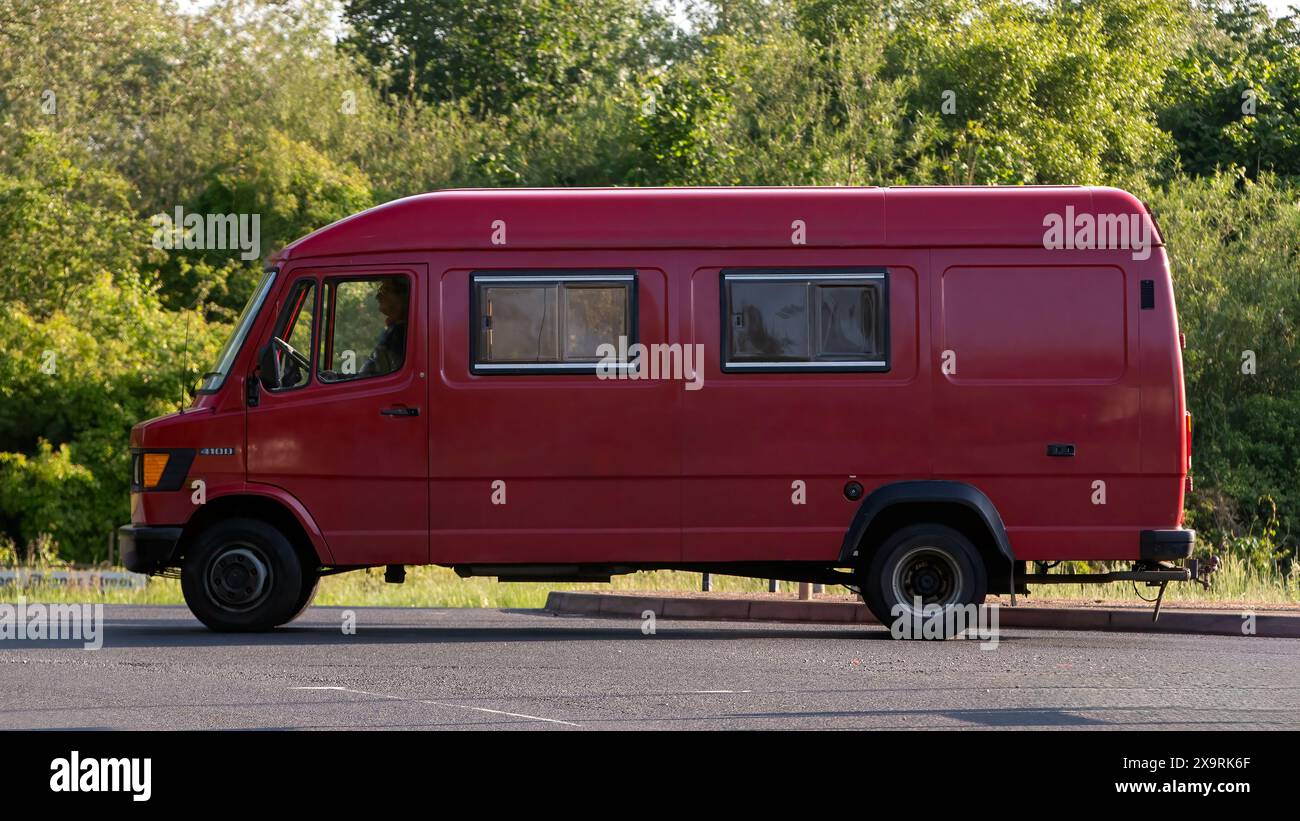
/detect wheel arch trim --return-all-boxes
[838,480,1015,566]
[183,483,336,565]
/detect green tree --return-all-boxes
[886,0,1188,184]
[0,130,142,317]
[161,128,375,312]
[341,0,679,116]
[0,273,225,563]
[1142,171,1300,556]
[1159,1,1300,178]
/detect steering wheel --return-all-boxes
[271,337,310,385]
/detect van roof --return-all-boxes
[273,185,1160,262]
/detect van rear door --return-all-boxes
[929,251,1142,561]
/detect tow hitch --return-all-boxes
[1138,557,1218,621]
[1017,556,1218,622]
[1189,555,1220,590]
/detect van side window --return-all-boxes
[271,279,316,391]
[471,271,635,373]
[722,270,888,372]
[318,276,410,382]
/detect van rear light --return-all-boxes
[1185,411,1193,473]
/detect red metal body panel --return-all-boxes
[244,263,429,565]
[430,259,679,563]
[130,186,1187,568]
[128,412,336,564]
[680,253,926,562]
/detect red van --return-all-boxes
[119,186,1196,633]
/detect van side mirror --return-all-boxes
[257,344,281,390]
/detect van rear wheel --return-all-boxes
[860,524,987,639]
[181,518,305,632]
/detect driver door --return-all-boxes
[246,266,429,566]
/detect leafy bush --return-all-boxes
[0,275,225,562]
[0,443,94,562]
[1142,171,1300,556]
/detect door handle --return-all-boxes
[380,406,420,417]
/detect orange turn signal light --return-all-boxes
[142,453,170,488]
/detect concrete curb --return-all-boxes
[543,592,1300,638]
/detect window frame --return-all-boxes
[266,276,319,392]
[469,269,639,375]
[315,272,415,385]
[197,267,277,394]
[719,267,891,374]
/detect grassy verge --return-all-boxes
[1010,554,1299,607]
[0,566,781,608]
[0,554,1294,608]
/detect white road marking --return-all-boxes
[427,702,580,725]
[687,690,753,694]
[292,685,580,727]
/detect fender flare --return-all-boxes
[198,483,337,565]
[838,480,1015,566]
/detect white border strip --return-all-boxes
[724,273,884,281]
[474,275,635,284]
[473,361,633,370]
[725,360,887,368]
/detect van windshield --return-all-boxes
[197,269,277,393]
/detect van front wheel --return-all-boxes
[279,571,321,627]
[860,524,987,638]
[181,518,305,632]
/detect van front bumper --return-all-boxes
[118,525,183,574]
[1140,529,1195,561]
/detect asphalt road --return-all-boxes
[2,605,1298,730]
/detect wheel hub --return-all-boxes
[893,547,961,609]
[207,546,271,611]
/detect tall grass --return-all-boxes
[1018,554,1299,606]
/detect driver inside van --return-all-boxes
[359,277,409,377]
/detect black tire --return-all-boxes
[860,524,987,639]
[181,518,305,632]
[279,570,321,626]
